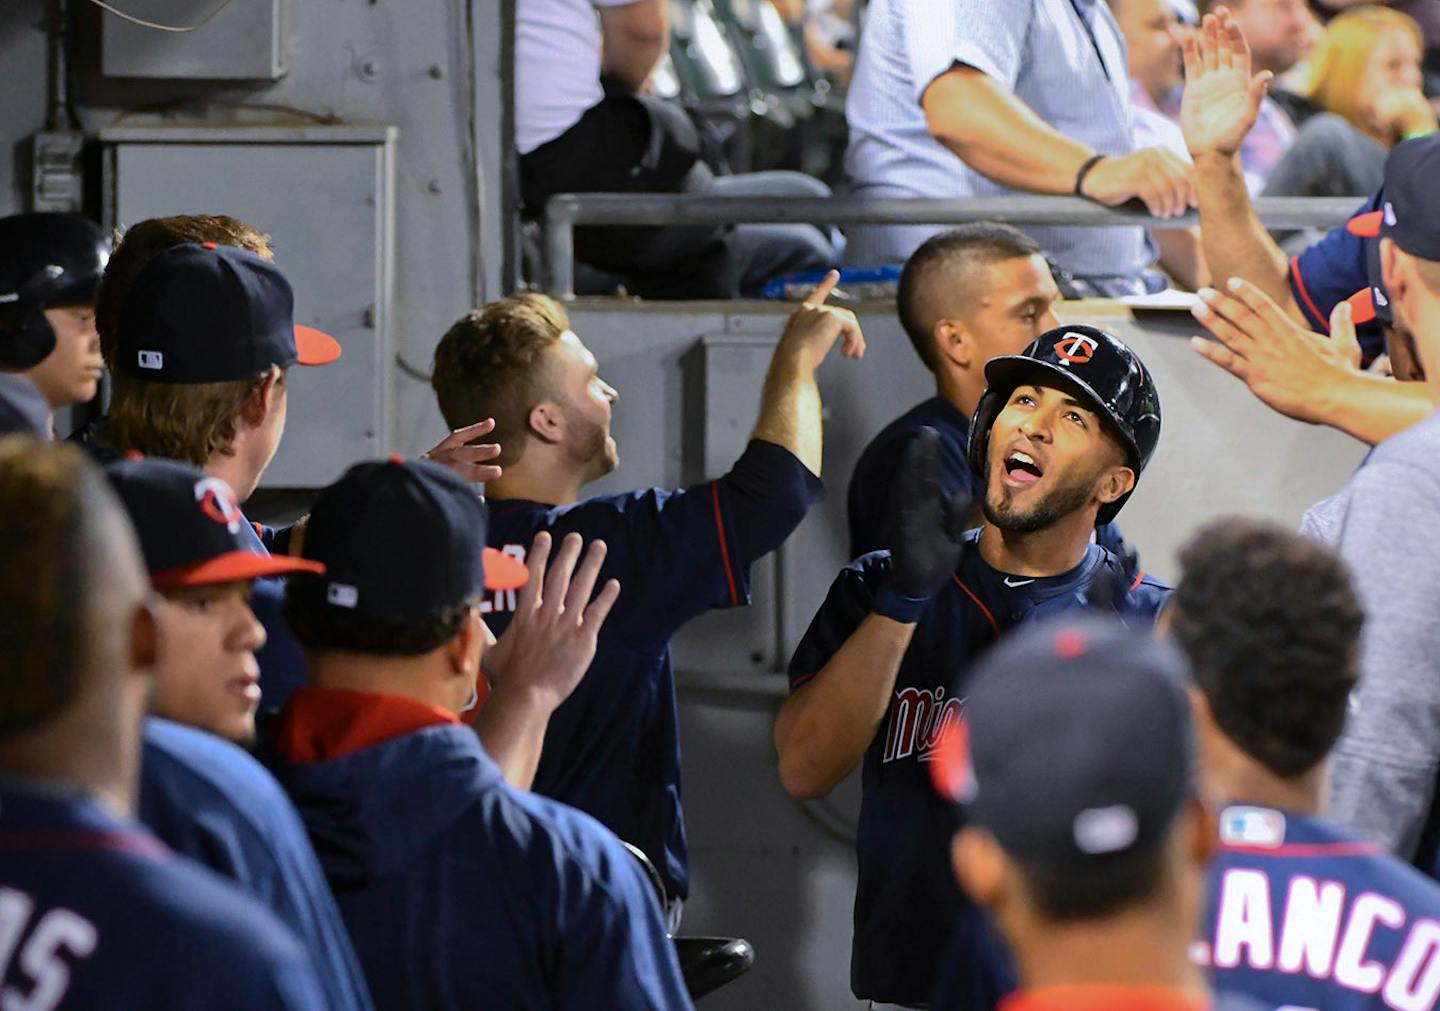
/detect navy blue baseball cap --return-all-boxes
[105,456,325,590]
[0,374,51,438]
[1348,136,1440,266]
[114,242,341,382]
[933,616,1195,865]
[300,456,528,620]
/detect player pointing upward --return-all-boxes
[430,271,864,920]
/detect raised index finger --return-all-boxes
[803,269,841,307]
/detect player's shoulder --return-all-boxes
[858,399,971,463]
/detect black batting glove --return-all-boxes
[874,427,971,623]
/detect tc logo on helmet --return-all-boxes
[1054,332,1099,364]
[194,476,243,534]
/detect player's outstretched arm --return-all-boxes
[776,430,969,799]
[751,270,865,477]
[475,530,620,789]
[1191,278,1431,444]
[1180,9,1299,322]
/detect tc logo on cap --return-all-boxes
[137,350,164,371]
[1054,332,1099,365]
[194,477,243,534]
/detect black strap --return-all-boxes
[1067,0,1113,83]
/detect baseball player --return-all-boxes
[937,616,1262,1011]
[262,457,694,1011]
[428,272,865,918]
[0,212,109,430]
[103,454,374,1011]
[1170,517,1440,1010]
[776,325,1169,1007]
[87,223,501,709]
[848,224,1134,569]
[0,439,328,1010]
[1181,8,1433,445]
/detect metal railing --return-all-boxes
[541,194,1362,298]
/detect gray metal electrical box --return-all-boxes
[102,0,286,80]
[101,123,397,489]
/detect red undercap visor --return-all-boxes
[1347,211,1384,239]
[295,325,343,366]
[1346,287,1378,324]
[151,551,326,591]
[483,548,529,591]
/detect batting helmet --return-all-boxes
[967,324,1161,526]
[0,213,110,370]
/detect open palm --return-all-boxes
[1180,10,1274,158]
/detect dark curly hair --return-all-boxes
[284,574,478,657]
[1171,518,1364,778]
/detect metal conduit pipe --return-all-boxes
[541,193,1362,297]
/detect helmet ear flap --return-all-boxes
[0,304,57,370]
[966,386,1008,479]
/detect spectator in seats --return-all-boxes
[773,0,856,87]
[936,617,1269,1011]
[1313,0,1440,47]
[264,458,692,1011]
[102,455,375,1011]
[1263,6,1436,197]
[1198,136,1440,884]
[1170,518,1440,1011]
[0,213,109,433]
[1182,9,1435,445]
[847,223,1133,567]
[1196,0,1317,189]
[842,0,1195,296]
[0,439,328,1010]
[430,275,863,923]
[516,0,835,299]
[1112,0,1211,288]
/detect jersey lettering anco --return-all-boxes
[0,888,96,1011]
[790,531,1169,1004]
[1204,805,1440,1011]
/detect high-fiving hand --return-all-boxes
[1180,8,1274,160]
[776,270,867,371]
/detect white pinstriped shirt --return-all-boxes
[843,0,1155,285]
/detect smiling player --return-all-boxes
[776,324,1170,1007]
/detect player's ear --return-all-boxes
[444,607,482,677]
[526,399,565,447]
[935,318,973,370]
[952,827,1006,911]
[129,593,162,674]
[1183,797,1218,866]
[239,367,285,428]
[1094,464,1135,508]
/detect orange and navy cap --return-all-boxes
[931,616,1194,866]
[105,456,325,590]
[299,456,527,619]
[1344,136,1440,322]
[115,242,341,383]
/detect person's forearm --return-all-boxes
[775,615,914,799]
[1194,152,1299,319]
[1320,375,1435,445]
[601,42,665,90]
[752,347,822,476]
[923,69,1096,195]
[473,684,560,790]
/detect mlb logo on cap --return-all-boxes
[138,350,164,370]
[327,583,360,609]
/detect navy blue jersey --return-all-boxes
[140,717,373,1011]
[484,438,824,899]
[244,519,310,712]
[0,779,328,1010]
[846,397,1135,568]
[264,712,695,1011]
[1204,805,1440,1011]
[789,531,1170,1004]
[1289,191,1386,361]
